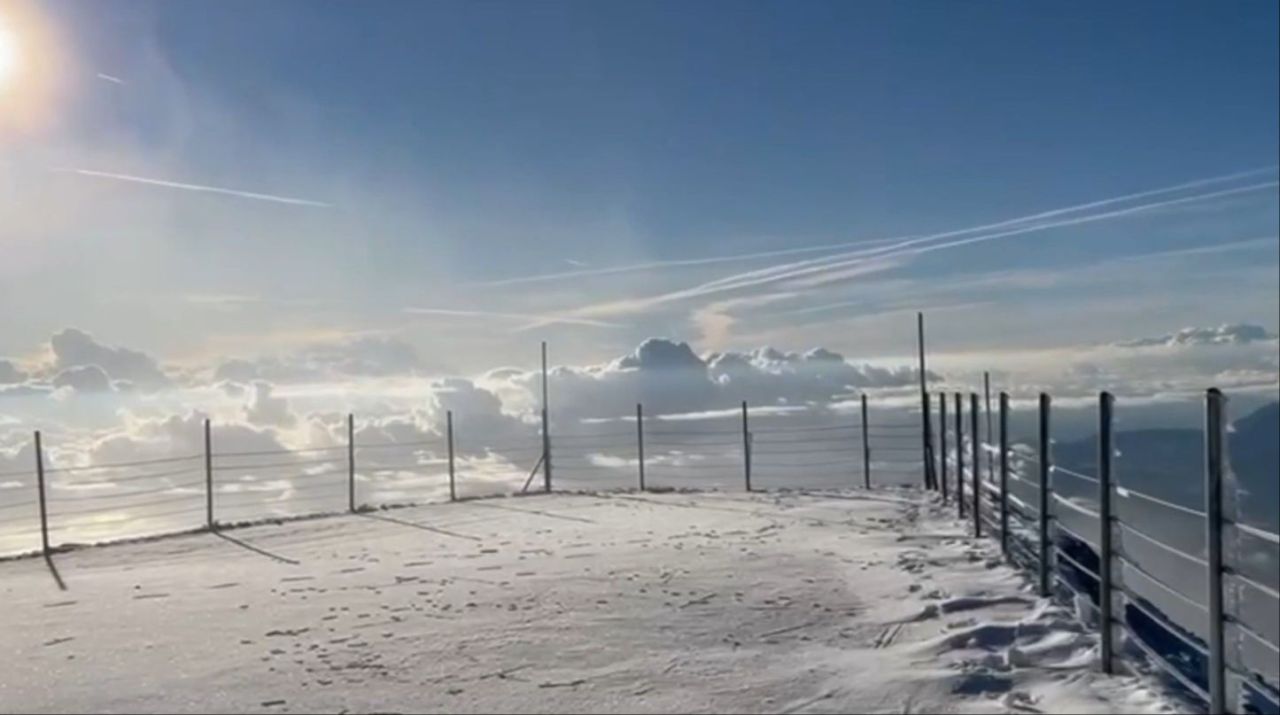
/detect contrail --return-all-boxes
[556,178,1279,321]
[402,307,621,329]
[61,168,331,208]
[479,165,1276,290]
[474,235,911,287]
[96,73,125,85]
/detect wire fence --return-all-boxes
[933,389,1279,715]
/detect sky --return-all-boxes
[0,0,1277,457]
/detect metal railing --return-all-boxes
[933,388,1279,715]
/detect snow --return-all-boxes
[0,488,1184,713]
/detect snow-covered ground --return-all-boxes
[0,488,1183,714]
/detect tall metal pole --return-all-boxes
[939,393,948,501]
[541,341,552,493]
[347,413,356,513]
[636,403,646,492]
[741,401,752,492]
[34,430,49,555]
[447,410,457,502]
[971,392,981,538]
[1098,391,1115,675]
[955,392,965,519]
[917,313,935,490]
[1205,388,1226,715]
[1037,393,1052,597]
[861,394,871,489]
[204,418,214,530]
[984,371,994,483]
[998,392,1010,557]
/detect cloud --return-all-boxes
[58,168,332,208]
[51,365,112,393]
[48,328,171,389]
[0,359,27,385]
[243,381,296,428]
[1116,323,1279,348]
[403,307,621,330]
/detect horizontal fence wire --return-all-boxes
[1053,493,1101,520]
[216,444,348,458]
[1115,485,1206,519]
[1055,544,1102,582]
[1119,620,1211,703]
[1226,519,1280,546]
[1119,589,1211,657]
[211,456,344,472]
[1117,520,1208,567]
[752,423,860,435]
[48,480,206,502]
[44,453,204,473]
[1116,552,1208,615]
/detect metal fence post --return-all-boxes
[999,392,1010,557]
[971,392,981,538]
[861,394,871,489]
[34,430,49,555]
[347,413,356,513]
[939,392,948,501]
[917,312,935,491]
[1098,391,1115,675]
[1205,388,1226,715]
[741,400,752,492]
[1038,393,1052,597]
[204,418,214,530]
[955,392,965,519]
[447,410,457,502]
[541,341,552,493]
[984,371,994,483]
[636,403,646,492]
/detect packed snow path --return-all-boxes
[0,489,1179,714]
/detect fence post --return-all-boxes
[741,400,752,492]
[1205,388,1226,715]
[971,393,981,538]
[1038,392,1052,597]
[939,392,948,501]
[636,403,646,492]
[204,418,214,530]
[955,392,965,519]
[999,392,1010,557]
[447,410,456,502]
[861,394,871,489]
[34,430,49,555]
[541,341,552,493]
[1098,391,1115,675]
[347,413,356,513]
[917,312,936,491]
[984,371,994,483]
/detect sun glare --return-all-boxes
[0,18,19,91]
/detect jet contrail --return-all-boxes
[62,168,331,208]
[479,165,1276,290]
[474,235,911,288]
[556,178,1280,321]
[402,307,621,329]
[96,73,125,85]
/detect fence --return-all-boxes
[931,388,1280,715]
[0,396,925,558]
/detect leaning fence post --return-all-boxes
[741,400,752,492]
[955,392,965,518]
[939,393,948,501]
[971,392,981,538]
[34,430,49,555]
[635,403,646,491]
[1098,391,1115,674]
[347,413,356,513]
[1038,393,1052,597]
[999,392,1010,557]
[861,394,871,489]
[447,410,457,502]
[1205,388,1226,715]
[204,418,214,530]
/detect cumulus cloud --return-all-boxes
[48,328,171,388]
[1116,323,1278,348]
[51,365,113,393]
[243,381,296,428]
[0,359,28,385]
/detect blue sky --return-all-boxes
[1,0,1277,377]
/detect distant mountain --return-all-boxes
[1052,401,1278,532]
